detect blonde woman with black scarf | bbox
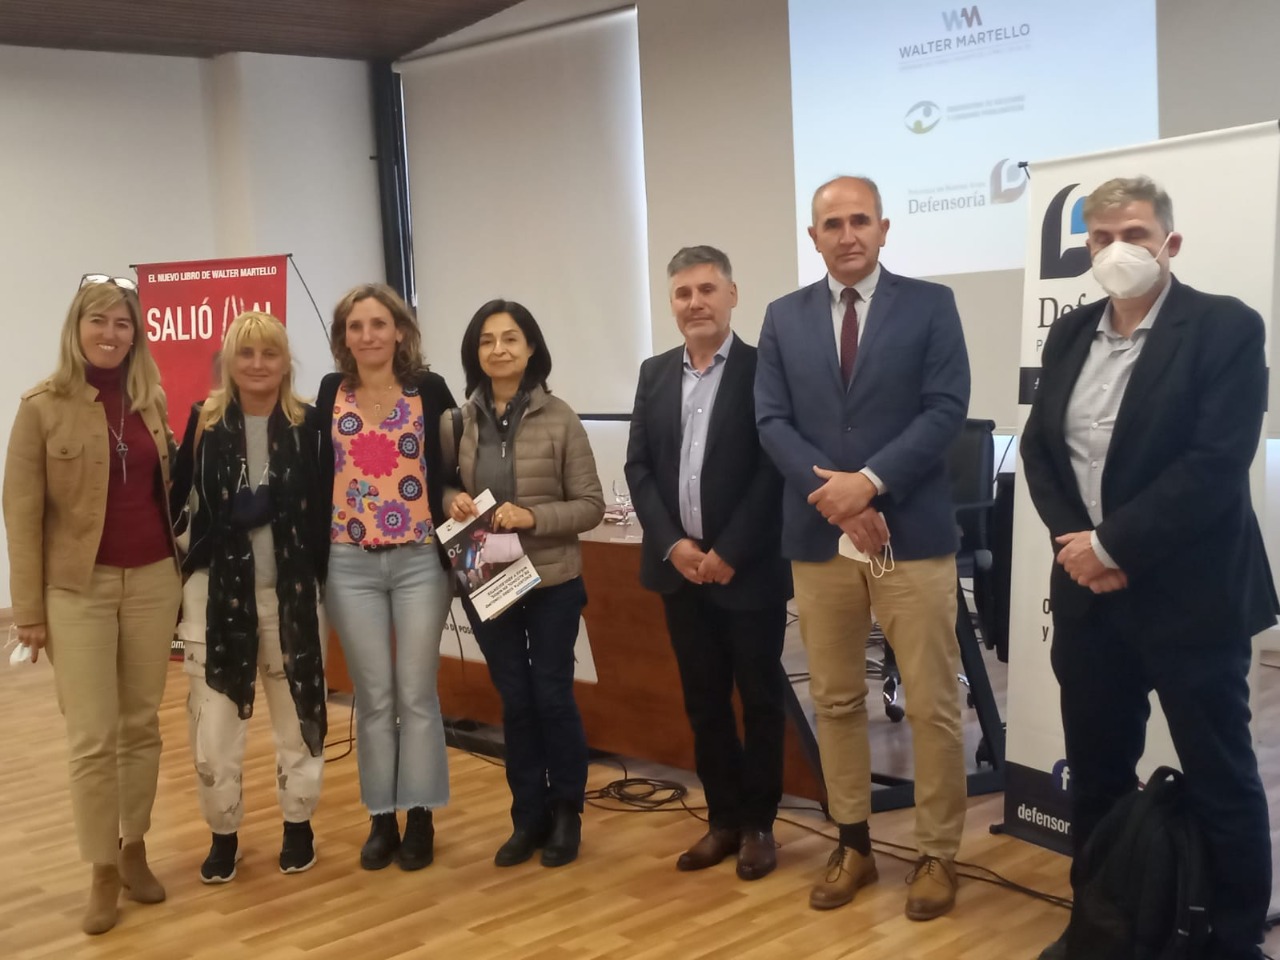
[3,275,181,934]
[169,311,328,885]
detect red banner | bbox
[136,255,288,434]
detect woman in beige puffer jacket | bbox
[441,298,604,871]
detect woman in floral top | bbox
[313,283,456,872]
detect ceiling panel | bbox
[0,0,528,60]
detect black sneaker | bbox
[360,812,400,870]
[397,807,434,871]
[279,820,316,874]
[200,832,239,884]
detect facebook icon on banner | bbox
[1051,759,1072,793]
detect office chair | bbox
[872,420,1000,750]
[949,418,998,642]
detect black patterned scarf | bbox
[203,404,327,756]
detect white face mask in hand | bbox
[1090,233,1172,300]
[838,533,895,579]
[5,624,32,666]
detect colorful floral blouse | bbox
[330,383,436,546]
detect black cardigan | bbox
[311,369,457,573]
[169,401,328,583]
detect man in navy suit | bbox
[626,246,791,881]
[755,176,971,920]
[1021,176,1276,960]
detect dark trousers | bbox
[661,583,788,831]
[469,577,589,830]
[1051,597,1270,959]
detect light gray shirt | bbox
[245,414,276,589]
[677,334,733,542]
[1064,281,1172,568]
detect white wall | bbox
[0,47,219,611]
[636,0,797,354]
[202,53,384,396]
[0,46,384,609]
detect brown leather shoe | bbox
[809,844,878,910]
[677,827,740,871]
[904,855,958,921]
[736,830,777,881]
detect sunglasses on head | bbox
[79,274,138,292]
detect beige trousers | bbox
[45,559,182,864]
[792,553,966,859]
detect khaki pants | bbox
[45,559,182,864]
[180,571,324,833]
[792,553,966,859]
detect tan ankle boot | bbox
[83,864,120,935]
[118,839,166,904]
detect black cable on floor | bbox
[585,758,1073,911]
[387,699,1076,914]
[323,694,355,762]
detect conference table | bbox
[325,522,827,803]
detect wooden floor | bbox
[3,657,1280,960]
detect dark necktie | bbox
[840,287,861,387]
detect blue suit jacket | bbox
[754,268,970,562]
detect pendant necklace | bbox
[370,381,397,418]
[106,401,129,484]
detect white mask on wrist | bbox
[1090,233,1172,300]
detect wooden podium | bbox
[325,524,825,803]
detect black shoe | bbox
[494,816,554,867]
[540,801,581,868]
[200,832,239,884]
[360,812,400,870]
[279,820,316,874]
[1037,932,1067,960]
[397,807,434,871]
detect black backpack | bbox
[1066,766,1211,960]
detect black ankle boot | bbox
[494,814,553,867]
[540,801,581,868]
[360,812,400,870]
[398,807,434,871]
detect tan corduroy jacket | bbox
[3,379,176,626]
[441,387,604,588]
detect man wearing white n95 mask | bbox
[1021,176,1277,960]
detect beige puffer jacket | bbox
[440,387,604,587]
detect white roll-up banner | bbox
[1005,121,1280,852]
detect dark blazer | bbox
[625,333,791,610]
[1020,277,1278,642]
[311,369,457,574]
[755,269,970,562]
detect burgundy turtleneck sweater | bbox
[84,364,173,568]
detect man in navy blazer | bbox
[626,246,791,881]
[755,176,970,920]
[1021,176,1276,960]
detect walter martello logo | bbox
[942,5,982,30]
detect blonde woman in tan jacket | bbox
[3,276,181,935]
[442,299,604,870]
